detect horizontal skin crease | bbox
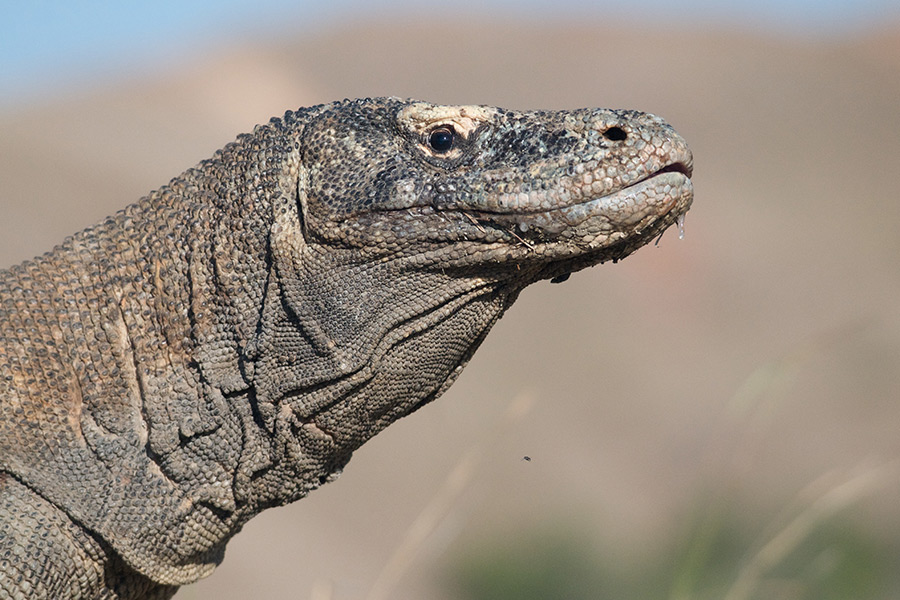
[0,97,692,599]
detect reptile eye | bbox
[428,127,455,153]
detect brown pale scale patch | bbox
[398,103,498,158]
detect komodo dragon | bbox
[0,98,693,599]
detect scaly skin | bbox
[0,98,692,599]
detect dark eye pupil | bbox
[603,126,627,141]
[429,127,454,153]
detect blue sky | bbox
[2,0,898,106]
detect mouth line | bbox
[658,162,691,177]
[480,161,692,242]
[456,160,694,221]
[345,160,693,236]
[654,161,692,178]
[626,161,693,188]
[465,162,691,225]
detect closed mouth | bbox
[657,162,692,177]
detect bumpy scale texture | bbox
[0,98,693,599]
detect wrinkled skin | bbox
[0,98,692,599]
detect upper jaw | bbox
[461,141,694,239]
[452,132,694,213]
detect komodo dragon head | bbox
[255,98,693,452]
[299,99,692,275]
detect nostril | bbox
[603,126,627,141]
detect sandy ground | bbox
[2,18,900,599]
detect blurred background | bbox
[3,1,900,598]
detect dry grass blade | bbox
[723,459,900,600]
[361,392,534,600]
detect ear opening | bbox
[268,164,337,358]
